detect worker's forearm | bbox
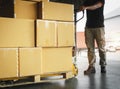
[85,2,103,10]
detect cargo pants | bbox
[85,27,106,67]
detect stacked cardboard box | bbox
[37,1,74,21]
[41,47,73,74]
[0,0,74,79]
[0,0,38,78]
[19,48,41,76]
[15,0,37,19]
[36,20,75,47]
[57,21,75,47]
[36,1,74,74]
[0,48,18,79]
[36,20,57,47]
[0,0,74,20]
[0,17,35,47]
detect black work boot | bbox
[101,66,106,73]
[84,66,96,75]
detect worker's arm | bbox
[80,1,103,11]
[85,1,103,10]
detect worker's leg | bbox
[95,27,106,73]
[84,28,96,74]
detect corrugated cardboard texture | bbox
[41,47,73,74]
[57,22,75,47]
[0,48,18,79]
[0,17,35,47]
[36,20,57,47]
[37,1,74,21]
[15,0,37,19]
[19,48,41,77]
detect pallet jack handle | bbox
[72,9,84,76]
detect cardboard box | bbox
[36,20,57,47]
[19,48,41,77]
[36,20,75,47]
[41,47,73,74]
[15,0,37,19]
[0,48,18,79]
[0,17,35,47]
[37,1,74,21]
[57,22,75,47]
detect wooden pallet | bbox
[0,71,74,88]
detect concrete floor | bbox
[5,50,120,89]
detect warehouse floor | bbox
[5,50,120,89]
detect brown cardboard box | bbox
[15,0,37,19]
[57,22,75,47]
[0,48,18,79]
[41,47,73,74]
[37,1,74,21]
[36,20,57,47]
[0,17,35,47]
[19,48,41,77]
[36,20,75,47]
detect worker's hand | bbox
[79,6,86,11]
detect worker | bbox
[80,0,107,75]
